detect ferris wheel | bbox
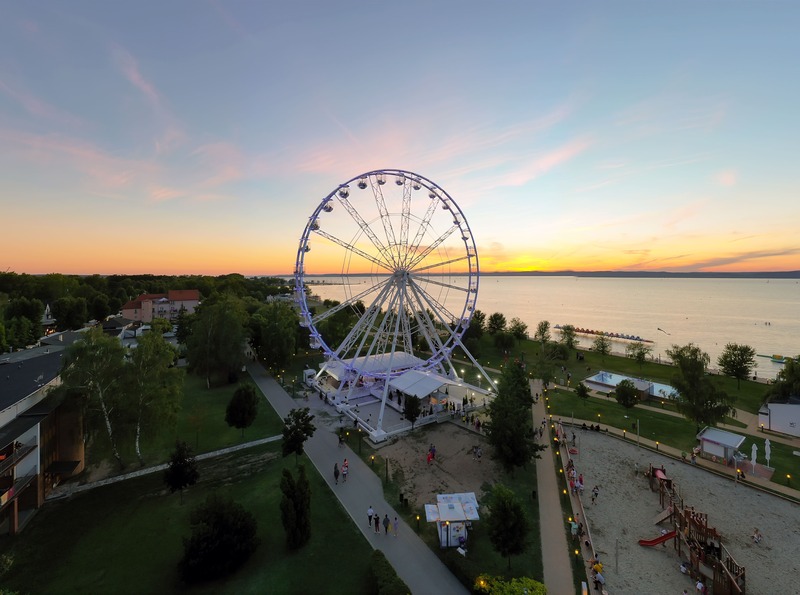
[294,169,483,388]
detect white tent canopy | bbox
[389,369,456,399]
[425,492,480,522]
[321,352,425,381]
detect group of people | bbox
[333,458,349,484]
[426,443,437,465]
[587,555,605,591]
[367,506,399,537]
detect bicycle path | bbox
[247,361,468,595]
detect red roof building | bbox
[121,290,200,323]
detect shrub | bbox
[367,549,410,595]
[178,494,260,584]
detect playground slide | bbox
[638,530,676,547]
[653,508,672,525]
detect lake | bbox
[300,275,799,379]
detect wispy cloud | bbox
[0,79,83,128]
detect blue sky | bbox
[2,1,799,274]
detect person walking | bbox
[591,485,599,505]
[342,459,349,482]
[374,514,381,534]
[383,514,390,535]
[368,505,374,527]
[333,463,340,485]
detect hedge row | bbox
[367,549,410,595]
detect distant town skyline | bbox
[2,3,799,276]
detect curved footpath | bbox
[246,361,468,595]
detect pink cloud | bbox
[500,137,592,187]
[113,46,161,108]
[0,79,83,128]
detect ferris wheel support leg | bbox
[452,336,494,388]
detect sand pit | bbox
[376,421,499,507]
[568,430,799,594]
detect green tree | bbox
[150,316,172,335]
[0,321,7,353]
[487,312,507,335]
[485,484,529,570]
[494,331,516,353]
[575,382,590,404]
[89,293,111,321]
[592,334,611,359]
[128,331,183,464]
[626,341,653,368]
[6,316,35,349]
[484,361,545,475]
[559,324,578,350]
[175,307,194,345]
[474,574,546,595]
[60,327,128,468]
[186,295,247,388]
[762,356,800,404]
[403,395,422,429]
[51,296,88,331]
[225,384,260,438]
[614,379,640,409]
[463,309,486,340]
[717,343,757,389]
[667,343,736,432]
[279,465,312,550]
[281,407,316,465]
[163,440,199,504]
[533,320,550,346]
[250,302,297,369]
[507,317,528,341]
[178,494,259,583]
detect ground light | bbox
[416,514,420,531]
[656,441,660,451]
[370,455,375,466]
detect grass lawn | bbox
[86,373,285,470]
[0,443,372,595]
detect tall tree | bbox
[493,331,516,353]
[487,312,507,335]
[717,343,757,389]
[592,334,611,359]
[762,357,800,404]
[667,343,736,432]
[575,382,590,404]
[51,296,88,331]
[250,302,297,369]
[484,360,545,475]
[626,341,652,369]
[281,408,316,465]
[463,309,486,340]
[403,395,422,429]
[225,384,260,438]
[533,320,550,346]
[128,331,184,464]
[485,484,529,570]
[559,324,578,350]
[186,295,247,388]
[614,379,640,409]
[60,327,128,468]
[507,317,528,341]
[6,316,36,349]
[164,440,199,504]
[280,465,312,550]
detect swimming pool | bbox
[586,371,678,400]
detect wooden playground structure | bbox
[643,464,746,594]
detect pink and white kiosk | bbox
[424,492,480,550]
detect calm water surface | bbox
[303,276,799,379]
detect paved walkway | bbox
[247,361,468,595]
[531,379,578,595]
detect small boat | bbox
[771,354,789,364]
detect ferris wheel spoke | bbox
[399,180,412,259]
[408,277,459,331]
[336,195,396,267]
[404,196,439,269]
[311,278,389,325]
[407,224,459,270]
[332,280,396,358]
[412,254,472,274]
[410,274,469,294]
[370,178,400,266]
[406,285,451,358]
[314,229,393,272]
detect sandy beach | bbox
[376,420,798,594]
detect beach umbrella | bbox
[751,443,757,474]
[764,439,771,467]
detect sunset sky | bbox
[2,2,799,276]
